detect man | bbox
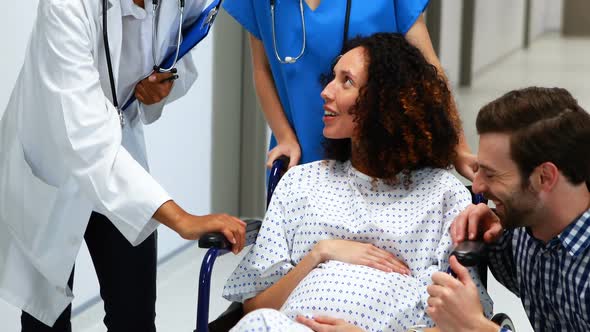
[0,0,245,331]
[426,87,590,331]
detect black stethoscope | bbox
[270,0,352,64]
[102,0,185,128]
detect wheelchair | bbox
[193,159,516,332]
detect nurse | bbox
[0,0,245,331]
[223,0,477,180]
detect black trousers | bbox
[21,212,158,332]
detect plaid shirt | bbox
[488,208,590,332]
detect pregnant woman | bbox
[223,33,492,332]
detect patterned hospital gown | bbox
[223,161,493,331]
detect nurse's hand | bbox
[313,240,411,275]
[134,72,177,105]
[267,139,301,169]
[454,150,477,181]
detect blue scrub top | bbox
[224,0,430,164]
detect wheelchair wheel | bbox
[491,313,516,331]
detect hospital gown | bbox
[223,160,493,331]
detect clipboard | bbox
[122,0,223,111]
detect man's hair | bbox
[476,87,590,186]
[323,33,460,185]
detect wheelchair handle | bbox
[447,240,488,277]
[451,240,487,267]
[267,156,289,208]
[198,219,262,249]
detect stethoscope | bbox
[102,0,185,128]
[270,0,352,64]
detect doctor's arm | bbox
[135,0,206,123]
[135,53,199,124]
[404,15,476,181]
[38,2,245,251]
[153,200,246,254]
[249,34,300,169]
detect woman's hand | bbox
[266,139,301,169]
[454,150,477,181]
[313,240,410,275]
[296,315,365,332]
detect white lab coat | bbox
[0,0,204,326]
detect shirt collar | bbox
[558,208,590,257]
[120,0,148,19]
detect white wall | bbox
[0,1,216,329]
[0,1,40,328]
[439,0,464,86]
[530,0,564,41]
[545,0,564,32]
[472,0,527,74]
[438,0,563,85]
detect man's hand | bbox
[313,240,410,275]
[426,256,498,332]
[450,203,504,244]
[296,315,364,332]
[134,71,178,105]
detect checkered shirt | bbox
[488,208,590,331]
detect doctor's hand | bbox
[134,72,177,105]
[182,214,247,254]
[426,256,498,332]
[312,240,410,275]
[153,201,247,254]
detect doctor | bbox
[0,0,245,331]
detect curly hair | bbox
[323,33,461,185]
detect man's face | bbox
[473,133,541,229]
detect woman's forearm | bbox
[248,34,297,144]
[243,250,322,313]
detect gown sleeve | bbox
[393,0,430,34]
[222,171,296,303]
[222,0,262,40]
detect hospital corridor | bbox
[1,0,590,331]
[71,33,590,332]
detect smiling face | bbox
[473,133,542,229]
[320,47,369,140]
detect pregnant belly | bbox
[280,261,427,332]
